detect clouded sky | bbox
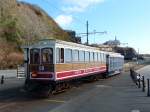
[18,0,150,54]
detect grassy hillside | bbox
[0,0,71,69]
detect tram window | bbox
[73,50,79,62]
[85,51,90,62]
[65,49,72,63]
[99,53,101,63]
[103,54,106,64]
[90,52,94,62]
[99,53,102,64]
[79,51,85,62]
[98,53,100,62]
[97,53,99,62]
[103,53,105,64]
[56,48,60,63]
[56,48,64,63]
[101,53,104,64]
[94,52,98,62]
[93,52,95,61]
[30,49,40,64]
[41,48,53,64]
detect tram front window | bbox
[41,48,53,64]
[30,49,40,64]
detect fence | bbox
[130,68,149,96]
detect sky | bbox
[18,0,150,54]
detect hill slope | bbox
[0,0,71,68]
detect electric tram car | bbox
[22,39,124,94]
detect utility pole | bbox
[77,21,106,45]
[86,21,89,45]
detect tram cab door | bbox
[29,48,54,79]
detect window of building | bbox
[65,49,72,63]
[30,49,40,64]
[41,48,53,64]
[56,48,64,63]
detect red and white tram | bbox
[22,39,124,94]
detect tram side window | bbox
[56,48,64,63]
[101,53,104,64]
[85,51,90,62]
[99,53,102,64]
[98,53,101,62]
[110,57,113,69]
[103,54,106,64]
[97,52,99,62]
[103,53,105,64]
[90,52,93,62]
[73,50,79,62]
[30,49,40,64]
[65,49,72,63]
[94,52,98,62]
[42,48,53,64]
[79,51,85,62]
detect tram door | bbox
[29,48,54,79]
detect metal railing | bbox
[17,65,25,78]
[130,68,149,96]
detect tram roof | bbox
[22,39,124,57]
[22,39,102,51]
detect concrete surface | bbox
[0,78,25,91]
[137,65,150,79]
[0,66,150,112]
[50,72,150,112]
[0,70,17,78]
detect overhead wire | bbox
[41,0,107,44]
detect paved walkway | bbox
[50,71,150,112]
[137,65,150,79]
[0,78,25,91]
[0,66,150,112]
[0,70,17,78]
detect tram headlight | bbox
[32,73,37,77]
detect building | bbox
[98,45,113,52]
[103,37,120,47]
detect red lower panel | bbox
[31,72,54,78]
[56,66,106,80]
